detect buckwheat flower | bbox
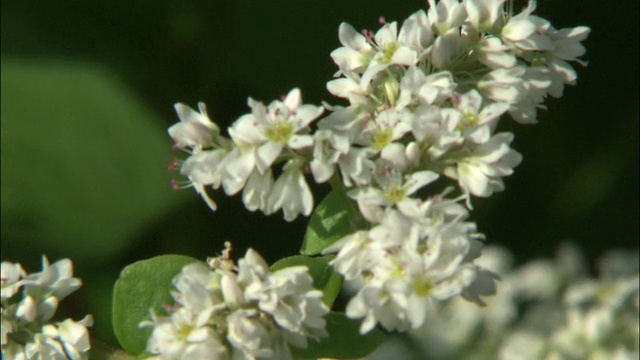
[452,89,509,132]
[179,148,230,211]
[16,295,38,322]
[29,317,93,360]
[427,0,466,35]
[500,1,538,44]
[330,23,375,75]
[144,307,226,360]
[169,102,220,149]
[507,66,552,124]
[2,257,92,360]
[323,230,387,281]
[398,10,434,59]
[477,66,528,105]
[358,15,430,88]
[397,67,457,110]
[226,309,285,359]
[430,27,466,70]
[335,147,377,187]
[1,261,26,299]
[145,246,330,358]
[264,162,313,221]
[446,131,522,197]
[219,146,258,196]
[1,341,27,360]
[229,88,323,174]
[349,169,439,222]
[310,129,350,184]
[238,249,329,346]
[23,257,82,302]
[326,70,372,106]
[465,0,506,33]
[171,263,225,314]
[360,108,412,154]
[499,331,547,360]
[527,25,591,98]
[475,36,517,69]
[344,236,477,334]
[242,167,274,212]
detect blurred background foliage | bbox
[2,0,638,347]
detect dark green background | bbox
[2,0,638,346]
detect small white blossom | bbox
[1,257,91,360]
[265,163,313,221]
[446,131,522,197]
[229,88,322,173]
[143,246,329,360]
[169,102,220,149]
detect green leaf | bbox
[270,255,343,307]
[301,189,365,256]
[112,254,200,356]
[292,312,386,359]
[0,59,188,264]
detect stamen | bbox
[171,179,181,191]
[378,16,386,25]
[168,157,180,172]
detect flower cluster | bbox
[167,0,589,338]
[324,193,496,334]
[382,244,639,360]
[140,243,329,359]
[1,257,92,360]
[169,89,323,221]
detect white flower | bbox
[145,246,329,359]
[16,295,38,322]
[23,257,82,302]
[452,89,509,132]
[330,23,375,75]
[477,66,528,104]
[220,146,257,196]
[465,0,506,33]
[360,108,412,153]
[229,88,322,173]
[171,263,225,314]
[349,169,439,222]
[327,204,483,334]
[324,230,387,281]
[242,168,274,212]
[145,308,226,360]
[310,129,350,184]
[265,162,313,221]
[396,67,456,109]
[226,309,280,360]
[447,131,522,197]
[238,249,329,346]
[1,257,91,360]
[427,0,467,35]
[178,149,230,211]
[475,36,517,69]
[527,25,591,98]
[32,317,93,360]
[1,261,26,299]
[169,102,220,149]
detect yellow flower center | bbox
[266,120,294,143]
[412,277,433,297]
[381,42,398,64]
[384,184,406,203]
[372,128,392,151]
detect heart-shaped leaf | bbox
[112,254,200,355]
